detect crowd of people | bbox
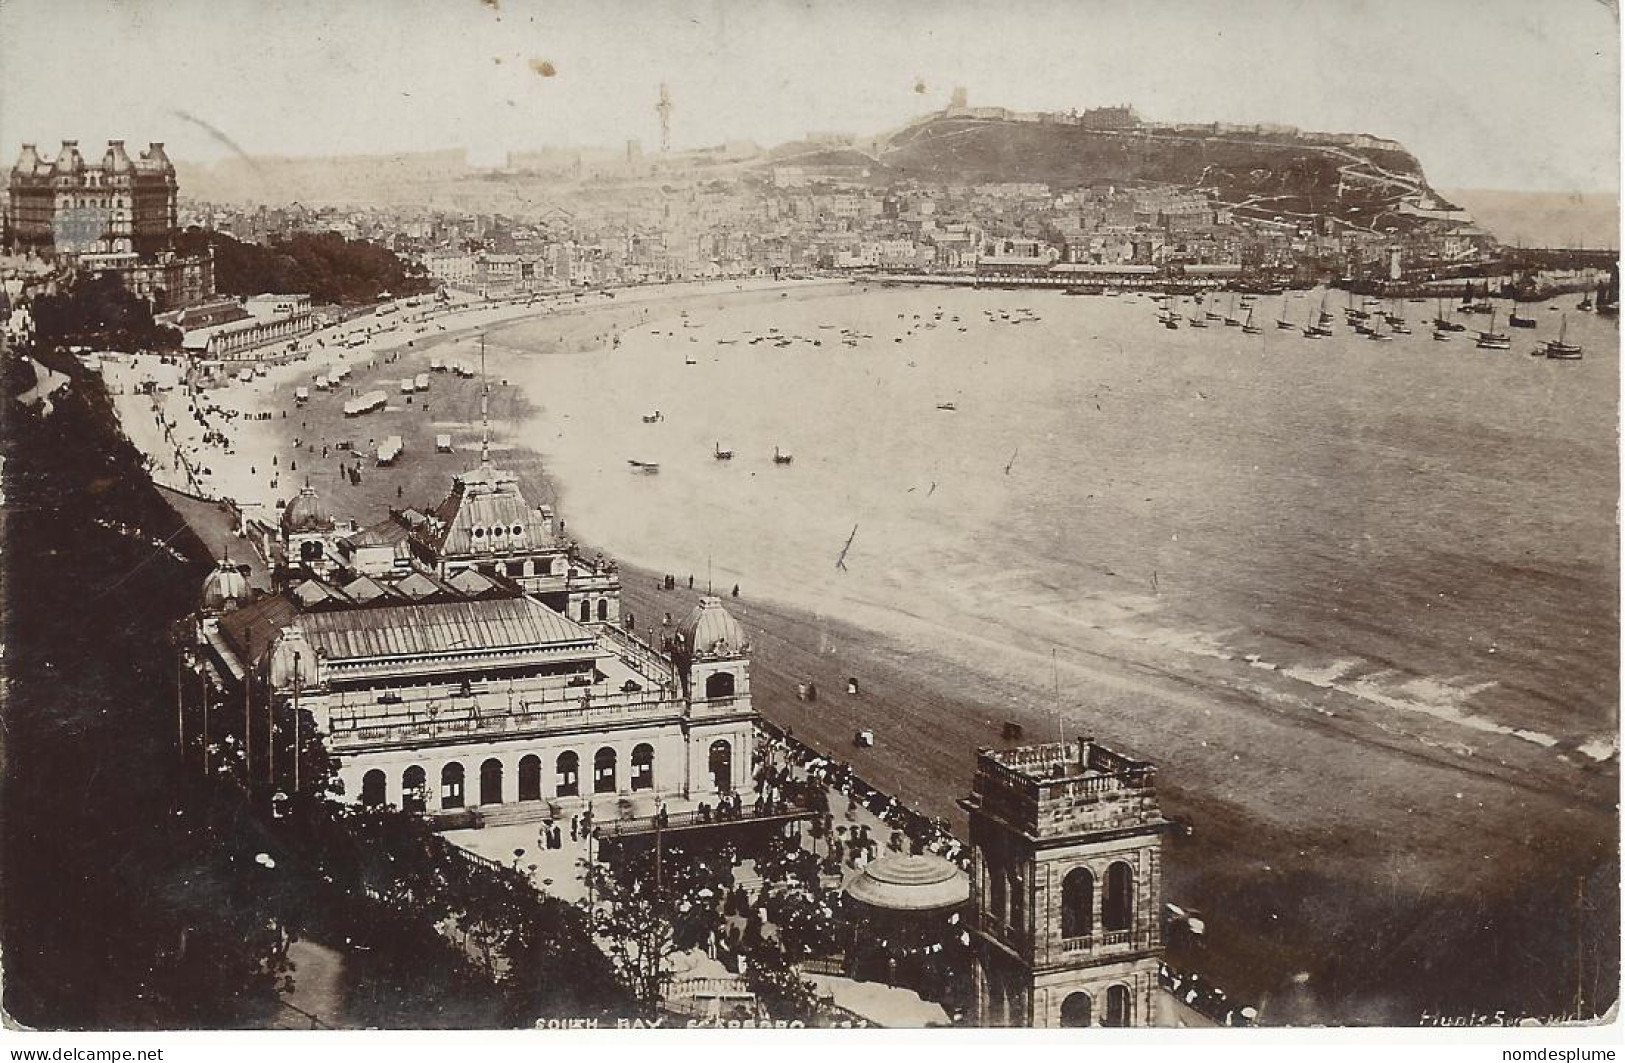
[754,721,969,873]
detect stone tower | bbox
[960,737,1170,1027]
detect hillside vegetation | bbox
[878,116,1437,221]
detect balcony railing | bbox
[595,797,815,840]
[326,688,684,748]
[596,624,678,686]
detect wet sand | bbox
[125,280,1619,1025]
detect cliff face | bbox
[875,115,1438,222]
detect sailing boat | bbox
[1598,273,1619,317]
[1344,291,1369,322]
[1366,315,1393,342]
[1276,296,1296,330]
[1544,315,1583,359]
[1303,295,1333,338]
[1242,306,1262,334]
[1433,299,1466,332]
[1224,294,1243,327]
[1476,309,1511,349]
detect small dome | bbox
[844,853,969,912]
[282,483,332,534]
[677,596,748,659]
[200,558,250,613]
[267,626,320,691]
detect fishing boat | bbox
[1366,318,1393,342]
[936,402,958,411]
[1276,296,1296,330]
[685,354,698,365]
[714,442,734,460]
[642,411,664,424]
[1432,328,1452,342]
[1597,274,1619,317]
[773,446,794,465]
[1224,295,1243,327]
[1544,315,1583,359]
[627,459,660,473]
[1508,307,1538,328]
[1188,309,1208,327]
[1475,310,1511,349]
[1303,295,1333,338]
[1241,307,1262,335]
[1433,300,1466,332]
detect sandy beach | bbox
[114,277,1618,1024]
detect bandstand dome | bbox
[844,853,969,912]
[200,558,250,612]
[676,596,749,659]
[282,483,332,534]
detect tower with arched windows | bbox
[672,597,755,796]
[960,737,1170,1028]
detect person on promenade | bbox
[570,814,579,842]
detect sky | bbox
[0,0,1618,193]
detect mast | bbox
[479,333,491,469]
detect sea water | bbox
[498,285,1618,765]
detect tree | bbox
[739,939,820,1023]
[581,853,681,1018]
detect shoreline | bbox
[110,277,1618,1024]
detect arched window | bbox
[1104,861,1134,931]
[479,758,504,805]
[631,743,654,791]
[1060,991,1093,1028]
[593,746,617,793]
[441,762,465,809]
[556,751,579,797]
[708,739,732,792]
[579,599,592,622]
[518,754,542,801]
[596,599,609,621]
[402,765,426,813]
[704,670,736,700]
[1062,867,1095,939]
[361,769,387,808]
[1008,864,1026,935]
[1104,984,1131,1027]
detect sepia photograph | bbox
[0,0,1619,1050]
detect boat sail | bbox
[1475,310,1511,349]
[1543,315,1583,359]
[1276,296,1295,330]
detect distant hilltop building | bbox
[1080,105,1141,131]
[5,139,213,311]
